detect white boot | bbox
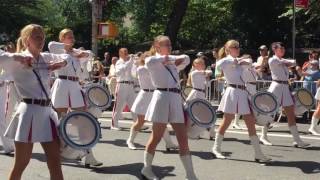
[141,151,159,180]
[250,135,271,163]
[211,133,226,159]
[84,149,103,167]
[260,125,273,146]
[209,127,216,140]
[127,127,138,150]
[289,125,310,148]
[232,114,243,130]
[308,117,320,136]
[180,155,198,180]
[162,129,179,151]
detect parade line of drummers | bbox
[0,23,320,180]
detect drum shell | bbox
[253,110,275,126]
[292,89,314,116]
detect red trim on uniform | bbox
[183,109,188,125]
[248,99,253,114]
[50,118,58,140]
[281,91,284,106]
[80,90,87,109]
[111,83,119,126]
[28,116,33,142]
[4,84,10,118]
[236,99,239,113]
[68,91,72,108]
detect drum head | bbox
[59,111,101,150]
[252,92,279,115]
[86,84,112,109]
[185,99,216,128]
[182,86,193,99]
[296,88,315,107]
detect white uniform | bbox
[241,64,258,95]
[268,55,294,107]
[111,57,137,127]
[1,51,70,142]
[217,55,251,115]
[131,66,155,115]
[0,68,15,151]
[186,70,211,101]
[48,41,92,108]
[145,54,190,123]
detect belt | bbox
[193,88,205,93]
[273,80,288,84]
[157,88,181,94]
[58,75,79,82]
[143,89,154,92]
[22,98,51,107]
[228,84,246,90]
[118,81,134,84]
[247,82,256,85]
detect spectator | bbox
[302,50,319,72]
[255,45,271,80]
[102,52,111,75]
[303,60,320,95]
[92,57,105,83]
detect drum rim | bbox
[59,111,101,150]
[86,84,112,109]
[252,91,279,115]
[186,98,216,128]
[294,88,315,107]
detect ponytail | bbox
[218,46,226,60]
[16,37,25,53]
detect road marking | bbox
[98,118,320,141]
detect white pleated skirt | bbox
[131,90,153,115]
[51,79,85,108]
[315,87,320,100]
[145,90,185,123]
[268,82,293,107]
[186,89,205,102]
[218,87,252,115]
[4,102,59,143]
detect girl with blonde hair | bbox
[212,40,271,163]
[1,24,69,180]
[141,35,198,180]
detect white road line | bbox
[99,119,320,141]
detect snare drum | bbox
[251,91,279,126]
[83,83,112,117]
[184,99,216,139]
[292,88,315,116]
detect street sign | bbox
[295,0,309,9]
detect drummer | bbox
[211,40,271,163]
[265,42,310,147]
[48,28,102,167]
[141,35,198,180]
[2,24,68,180]
[310,80,320,136]
[127,51,178,151]
[185,58,214,139]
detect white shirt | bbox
[269,55,296,81]
[115,57,134,82]
[241,65,257,83]
[48,41,92,78]
[0,51,70,99]
[216,55,245,85]
[137,66,155,89]
[190,70,211,90]
[145,54,190,89]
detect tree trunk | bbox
[164,0,189,47]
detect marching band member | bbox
[49,28,102,167]
[141,35,198,180]
[211,40,271,163]
[127,52,178,151]
[310,82,320,135]
[185,58,215,139]
[264,42,310,147]
[2,24,69,180]
[238,55,273,145]
[111,48,137,130]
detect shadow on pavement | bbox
[266,160,320,174]
[190,150,232,160]
[223,138,251,145]
[99,139,145,149]
[91,163,175,179]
